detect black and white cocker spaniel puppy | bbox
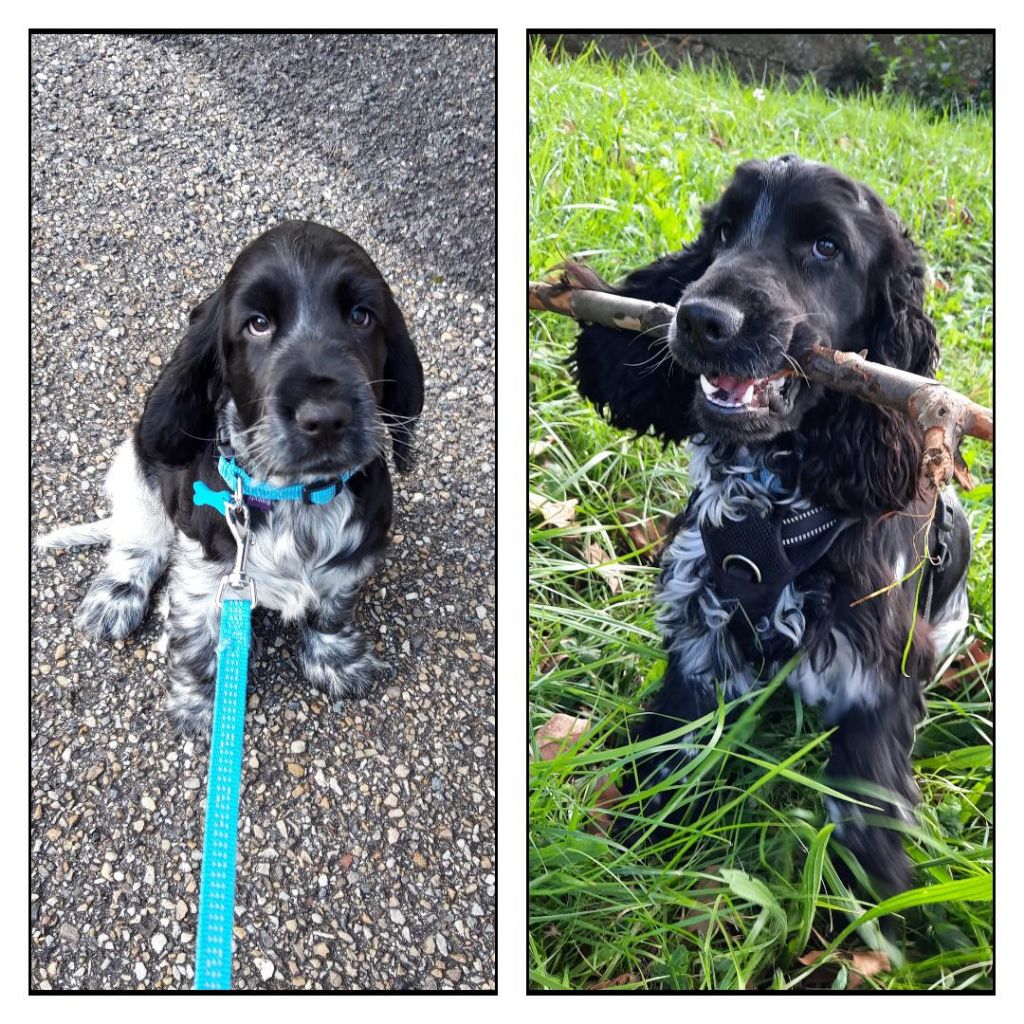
[571,156,971,892]
[38,221,423,737]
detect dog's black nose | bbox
[676,298,744,353]
[294,396,353,437]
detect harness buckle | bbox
[302,479,336,505]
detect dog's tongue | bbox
[709,374,756,401]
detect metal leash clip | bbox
[216,475,257,608]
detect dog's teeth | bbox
[701,374,756,408]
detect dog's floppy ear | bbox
[798,224,938,516]
[569,232,714,444]
[870,222,939,380]
[380,293,424,473]
[136,287,225,466]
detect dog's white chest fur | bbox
[242,493,372,621]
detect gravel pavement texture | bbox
[30,32,495,992]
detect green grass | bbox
[529,47,993,992]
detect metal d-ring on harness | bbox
[922,488,956,624]
[701,497,847,621]
[194,474,257,991]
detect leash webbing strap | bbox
[194,593,252,990]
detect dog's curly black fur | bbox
[570,156,971,892]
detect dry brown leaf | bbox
[848,950,891,988]
[533,716,626,833]
[583,540,625,594]
[534,715,631,833]
[529,434,557,458]
[534,713,589,761]
[940,638,991,690]
[615,508,665,561]
[797,950,826,966]
[795,950,832,988]
[935,196,975,226]
[588,972,639,991]
[529,492,578,530]
[678,865,727,938]
[796,949,891,989]
[589,774,623,834]
[537,651,568,675]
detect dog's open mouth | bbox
[699,372,794,414]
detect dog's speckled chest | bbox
[244,493,372,621]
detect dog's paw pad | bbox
[77,577,148,640]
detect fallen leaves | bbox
[587,972,640,991]
[529,434,558,458]
[934,195,976,226]
[534,713,589,760]
[939,638,991,691]
[582,539,625,594]
[529,492,578,530]
[532,713,622,833]
[536,649,568,676]
[796,949,891,990]
[677,867,727,939]
[615,507,666,563]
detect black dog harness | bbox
[700,500,845,620]
[921,488,959,621]
[700,489,959,624]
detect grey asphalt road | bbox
[30,32,495,992]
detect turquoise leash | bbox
[190,451,356,989]
[194,476,256,990]
[194,594,252,989]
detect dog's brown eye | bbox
[812,238,840,261]
[350,306,373,328]
[246,314,273,337]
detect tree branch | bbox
[529,275,992,492]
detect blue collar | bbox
[193,456,357,516]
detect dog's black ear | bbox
[569,233,714,443]
[136,287,225,466]
[798,226,938,516]
[380,294,424,473]
[870,224,939,380]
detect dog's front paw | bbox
[825,797,916,894]
[77,576,148,641]
[164,686,214,739]
[298,627,383,700]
